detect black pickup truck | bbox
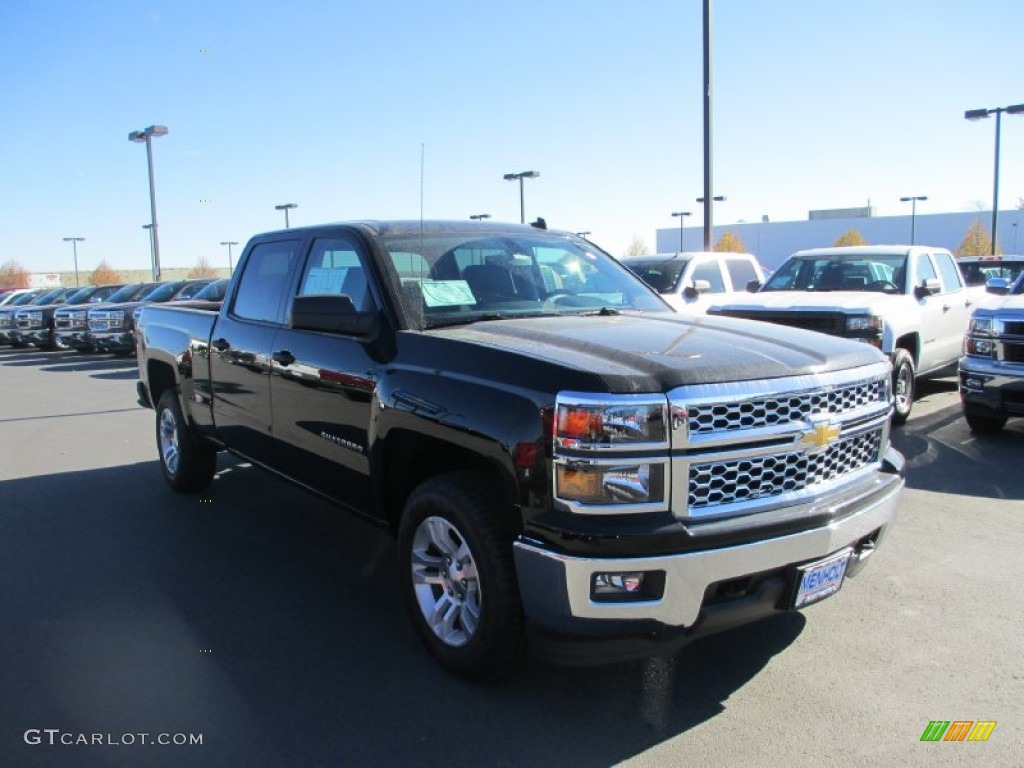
[137,220,904,678]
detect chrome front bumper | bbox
[514,477,902,631]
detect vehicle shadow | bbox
[891,399,1023,499]
[0,459,806,768]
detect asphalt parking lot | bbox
[1,347,1021,767]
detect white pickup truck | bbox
[708,245,973,423]
[619,251,765,314]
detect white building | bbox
[655,208,1024,272]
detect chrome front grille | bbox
[88,310,124,331]
[16,310,43,329]
[688,428,883,509]
[686,378,887,435]
[669,361,893,520]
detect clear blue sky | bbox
[2,0,1023,274]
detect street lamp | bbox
[275,203,298,228]
[671,211,692,251]
[128,125,169,281]
[469,214,491,221]
[220,241,239,274]
[965,103,1024,255]
[63,237,84,287]
[899,196,928,245]
[502,171,540,223]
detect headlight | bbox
[845,314,882,333]
[968,316,993,335]
[554,396,667,450]
[555,461,665,505]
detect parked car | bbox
[90,279,215,355]
[137,220,903,679]
[53,283,156,353]
[0,288,71,347]
[16,283,124,350]
[959,273,1024,432]
[709,245,973,423]
[619,251,765,313]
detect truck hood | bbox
[430,312,884,392]
[972,293,1024,316]
[709,291,903,315]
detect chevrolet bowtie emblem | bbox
[802,423,841,451]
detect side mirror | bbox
[683,279,712,299]
[291,294,379,339]
[746,279,763,293]
[913,278,942,298]
[985,277,1011,295]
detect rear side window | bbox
[932,252,963,292]
[232,240,301,323]
[725,258,759,290]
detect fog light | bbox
[594,572,644,595]
[965,377,985,390]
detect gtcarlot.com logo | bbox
[24,729,203,747]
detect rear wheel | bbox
[891,349,915,425]
[397,472,525,680]
[156,390,217,492]
[964,410,1007,434]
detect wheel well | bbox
[378,429,515,533]
[894,333,919,365]
[146,360,177,409]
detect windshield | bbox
[138,282,183,302]
[64,287,101,304]
[171,280,212,300]
[105,283,144,302]
[7,291,41,307]
[620,257,692,294]
[381,232,668,329]
[192,279,227,301]
[763,254,908,294]
[32,288,66,305]
[959,259,1024,287]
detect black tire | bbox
[397,472,526,680]
[155,389,217,492]
[891,349,915,425]
[964,410,1007,434]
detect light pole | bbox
[469,213,491,221]
[128,125,169,281]
[965,103,1024,255]
[502,171,540,223]
[63,237,84,286]
[275,203,298,228]
[899,195,927,245]
[696,197,725,250]
[671,211,692,251]
[220,241,238,273]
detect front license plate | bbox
[793,548,852,609]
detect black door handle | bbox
[272,350,295,366]
[212,337,230,351]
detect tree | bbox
[0,260,30,290]
[89,260,121,285]
[625,235,649,257]
[713,230,748,253]
[955,219,1001,257]
[833,229,866,247]
[187,256,218,278]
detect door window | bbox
[298,237,375,312]
[232,240,301,323]
[932,252,964,293]
[913,253,939,290]
[690,260,726,292]
[725,259,759,290]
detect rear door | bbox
[930,250,971,367]
[210,236,304,464]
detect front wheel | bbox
[156,390,217,492]
[397,472,525,680]
[964,410,1007,434]
[891,349,915,425]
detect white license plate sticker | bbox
[793,549,852,609]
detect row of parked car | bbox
[622,247,1024,428]
[0,277,228,356]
